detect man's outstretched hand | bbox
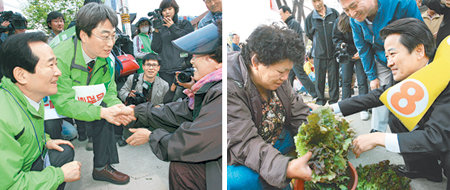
[101,104,136,126]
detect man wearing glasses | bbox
[118,53,169,108]
[50,3,135,185]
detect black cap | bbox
[172,23,219,54]
[136,17,151,27]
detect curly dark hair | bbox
[241,24,304,68]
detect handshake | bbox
[100,104,136,126]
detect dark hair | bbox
[380,18,435,59]
[84,0,102,5]
[241,24,304,67]
[143,53,161,62]
[0,32,48,83]
[279,5,292,13]
[337,12,351,33]
[210,20,222,63]
[76,3,118,40]
[46,11,65,30]
[159,0,179,15]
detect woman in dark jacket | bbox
[151,0,194,86]
[227,25,312,189]
[126,22,222,190]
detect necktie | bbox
[87,60,95,73]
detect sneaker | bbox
[360,111,370,121]
[86,137,93,151]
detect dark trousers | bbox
[288,61,317,98]
[31,144,74,190]
[45,119,63,139]
[314,58,339,105]
[76,119,119,167]
[341,59,368,99]
[169,162,206,190]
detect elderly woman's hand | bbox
[307,103,320,111]
[286,152,313,181]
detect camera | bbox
[176,68,195,83]
[0,11,27,34]
[335,43,350,63]
[0,11,14,33]
[148,9,163,29]
[126,92,147,105]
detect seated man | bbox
[125,22,222,190]
[329,18,450,187]
[0,32,81,189]
[118,53,169,106]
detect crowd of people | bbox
[0,0,222,189]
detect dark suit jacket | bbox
[338,82,450,155]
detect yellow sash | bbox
[379,36,450,131]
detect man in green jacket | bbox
[0,32,81,189]
[50,3,134,184]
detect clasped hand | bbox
[101,104,136,126]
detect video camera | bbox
[176,68,195,83]
[0,11,14,33]
[335,43,350,64]
[147,9,163,30]
[0,11,27,34]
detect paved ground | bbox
[65,140,169,190]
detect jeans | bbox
[371,62,393,132]
[341,59,368,99]
[227,130,294,190]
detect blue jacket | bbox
[350,0,422,81]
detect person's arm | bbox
[0,122,64,190]
[304,15,314,41]
[134,98,193,133]
[50,57,102,121]
[227,84,291,188]
[336,87,385,116]
[168,20,194,40]
[118,74,134,102]
[149,86,222,162]
[332,19,345,51]
[350,19,377,81]
[133,36,147,59]
[150,31,162,53]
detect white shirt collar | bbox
[81,43,96,65]
[24,95,41,111]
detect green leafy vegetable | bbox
[294,107,355,188]
[356,160,411,190]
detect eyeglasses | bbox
[92,32,118,42]
[144,64,159,68]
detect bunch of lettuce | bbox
[294,107,355,185]
[356,160,411,190]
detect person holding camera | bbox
[133,17,157,74]
[119,53,169,106]
[332,12,369,120]
[125,22,222,190]
[150,0,194,89]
